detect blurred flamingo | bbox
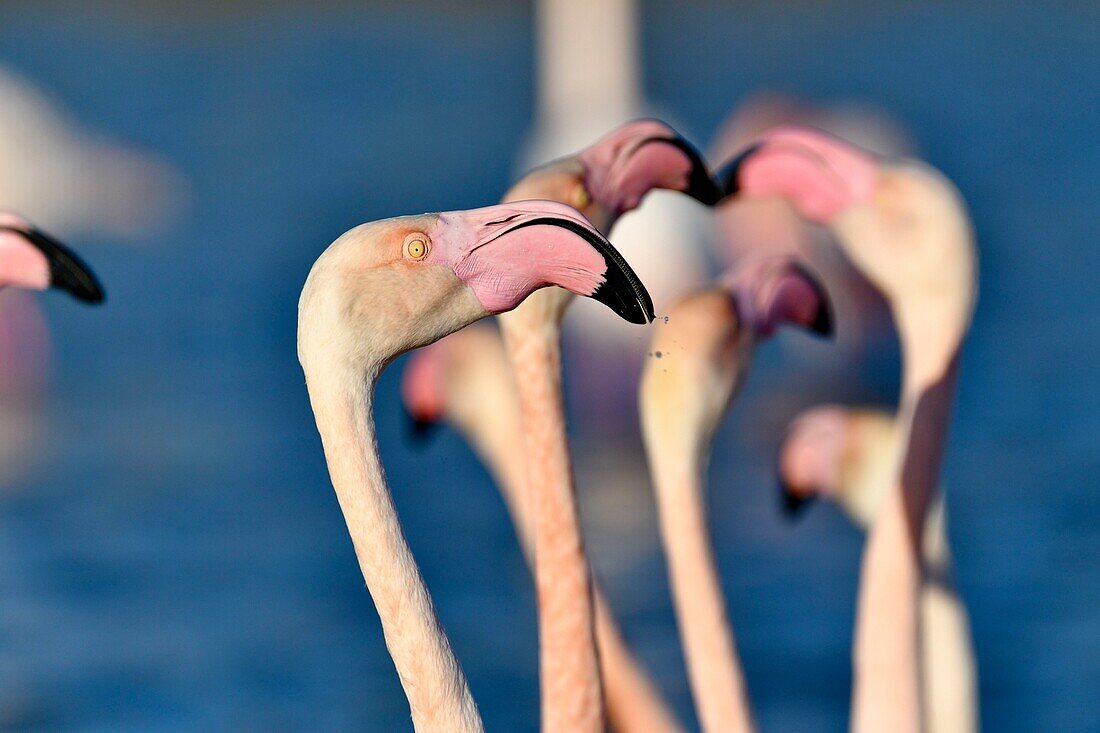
[298,201,656,732]
[639,255,832,733]
[779,405,978,733]
[710,93,915,375]
[498,119,718,733]
[526,3,714,542]
[0,213,103,479]
[719,127,978,732]
[0,65,182,484]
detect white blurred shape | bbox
[0,65,185,240]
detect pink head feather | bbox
[736,126,879,223]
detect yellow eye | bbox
[572,182,591,210]
[404,234,429,260]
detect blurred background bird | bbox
[0,65,183,490]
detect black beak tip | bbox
[811,303,833,338]
[642,134,722,207]
[592,280,654,325]
[779,479,816,521]
[505,215,654,325]
[20,228,106,305]
[714,143,763,203]
[687,175,723,208]
[405,409,439,444]
[68,279,105,305]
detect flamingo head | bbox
[715,125,880,223]
[509,119,720,232]
[298,200,654,371]
[720,255,833,339]
[718,127,976,377]
[777,405,851,519]
[640,255,831,454]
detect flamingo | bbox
[0,212,104,303]
[401,323,684,733]
[297,200,655,733]
[639,255,832,733]
[718,127,978,732]
[779,405,979,733]
[495,119,718,733]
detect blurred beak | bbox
[1,226,105,304]
[790,262,834,338]
[403,406,439,444]
[713,143,762,202]
[576,120,721,216]
[779,478,816,520]
[712,127,879,221]
[629,134,722,205]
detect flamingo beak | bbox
[791,262,834,338]
[712,127,879,221]
[576,120,721,217]
[403,406,440,444]
[499,216,655,324]
[556,216,654,324]
[714,143,762,203]
[450,204,655,325]
[629,135,723,206]
[0,225,105,304]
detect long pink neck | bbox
[500,315,604,733]
[647,434,756,733]
[851,352,959,733]
[306,369,483,733]
[469,370,684,733]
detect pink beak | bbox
[721,255,833,338]
[429,200,654,324]
[714,126,879,224]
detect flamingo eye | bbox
[404,234,429,261]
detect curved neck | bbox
[645,421,756,733]
[305,363,483,733]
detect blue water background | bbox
[0,2,1097,730]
